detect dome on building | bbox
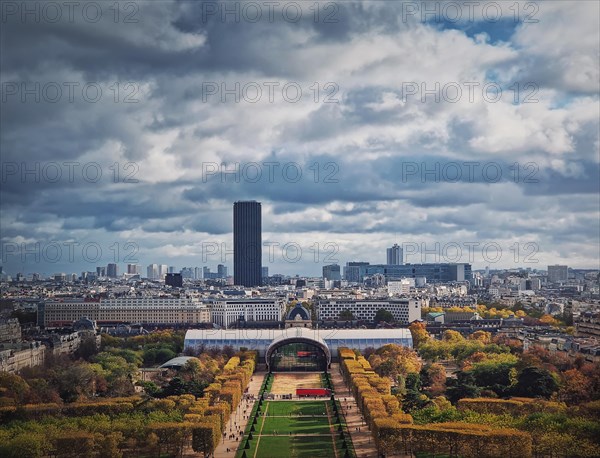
[286,303,311,321]
[73,316,97,331]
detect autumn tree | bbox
[558,369,593,405]
[493,335,523,354]
[369,344,422,380]
[23,378,61,404]
[539,314,559,326]
[442,330,464,343]
[52,362,97,402]
[468,330,492,344]
[0,373,30,405]
[422,363,447,396]
[409,322,430,349]
[192,425,219,457]
[54,432,95,457]
[97,432,124,458]
[418,340,452,362]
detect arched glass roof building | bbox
[184,328,413,371]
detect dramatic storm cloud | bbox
[1,0,598,276]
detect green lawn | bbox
[238,401,351,458]
[263,401,329,416]
[243,435,341,458]
[259,401,330,435]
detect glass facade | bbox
[358,263,472,283]
[269,342,328,372]
[184,337,412,354]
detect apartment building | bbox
[42,297,210,328]
[315,298,421,324]
[208,298,286,328]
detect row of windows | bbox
[47,307,207,313]
[49,300,200,305]
[46,313,208,320]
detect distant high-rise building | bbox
[323,264,341,281]
[217,264,228,278]
[262,266,269,279]
[96,266,106,277]
[127,264,139,275]
[147,264,159,280]
[194,267,202,280]
[158,264,168,279]
[107,263,118,278]
[180,267,194,279]
[234,201,262,287]
[168,266,176,274]
[387,244,403,265]
[344,262,370,283]
[548,265,568,284]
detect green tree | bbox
[98,432,124,458]
[402,373,429,412]
[339,309,354,320]
[446,372,481,403]
[0,433,49,458]
[74,335,99,360]
[53,362,96,402]
[192,425,218,457]
[469,362,515,396]
[514,366,559,399]
[374,308,394,324]
[406,372,421,391]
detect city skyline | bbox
[1,1,599,276]
[0,226,597,278]
[0,252,590,280]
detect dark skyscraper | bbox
[107,263,118,278]
[234,201,262,286]
[386,244,403,265]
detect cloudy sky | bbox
[1,0,599,277]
